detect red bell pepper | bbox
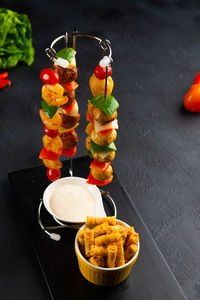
[61,100,76,114]
[39,147,60,160]
[0,72,8,80]
[90,160,111,172]
[62,81,79,91]
[99,129,113,135]
[86,172,113,186]
[0,72,11,89]
[61,146,77,157]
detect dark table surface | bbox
[1,0,200,299]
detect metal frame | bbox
[45,31,113,63]
[38,30,117,241]
[38,190,117,241]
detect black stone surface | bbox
[1,0,200,299]
[8,157,187,300]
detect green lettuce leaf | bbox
[56,48,76,63]
[0,8,34,69]
[88,94,119,116]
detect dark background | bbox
[0,0,200,299]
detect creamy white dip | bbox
[49,184,94,222]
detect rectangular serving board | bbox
[8,156,187,300]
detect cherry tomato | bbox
[90,160,111,172]
[94,64,112,80]
[193,73,200,84]
[40,68,59,85]
[86,172,113,186]
[47,168,61,181]
[183,84,200,112]
[62,81,79,91]
[43,126,58,138]
[39,147,60,160]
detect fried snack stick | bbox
[107,245,118,268]
[110,225,129,243]
[89,245,108,257]
[86,216,116,226]
[77,230,85,255]
[84,229,94,257]
[115,240,125,267]
[91,222,110,237]
[124,244,138,263]
[88,256,105,268]
[95,232,121,246]
[125,232,139,249]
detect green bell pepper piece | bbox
[90,139,117,153]
[56,47,76,63]
[88,94,119,116]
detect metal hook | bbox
[45,47,56,61]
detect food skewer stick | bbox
[68,28,78,177]
[104,65,108,100]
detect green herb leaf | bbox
[56,48,76,63]
[90,139,117,153]
[85,150,93,159]
[0,8,34,69]
[88,94,119,116]
[41,100,58,119]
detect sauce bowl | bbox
[43,176,106,224]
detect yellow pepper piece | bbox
[42,83,68,106]
[89,74,114,97]
[39,109,62,130]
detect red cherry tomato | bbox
[43,126,58,138]
[47,168,61,181]
[193,73,200,84]
[86,172,113,186]
[40,68,59,85]
[94,64,112,80]
[183,84,200,112]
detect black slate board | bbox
[8,156,187,300]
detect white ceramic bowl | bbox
[43,176,106,223]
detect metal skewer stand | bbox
[38,29,117,241]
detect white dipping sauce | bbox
[49,184,94,222]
